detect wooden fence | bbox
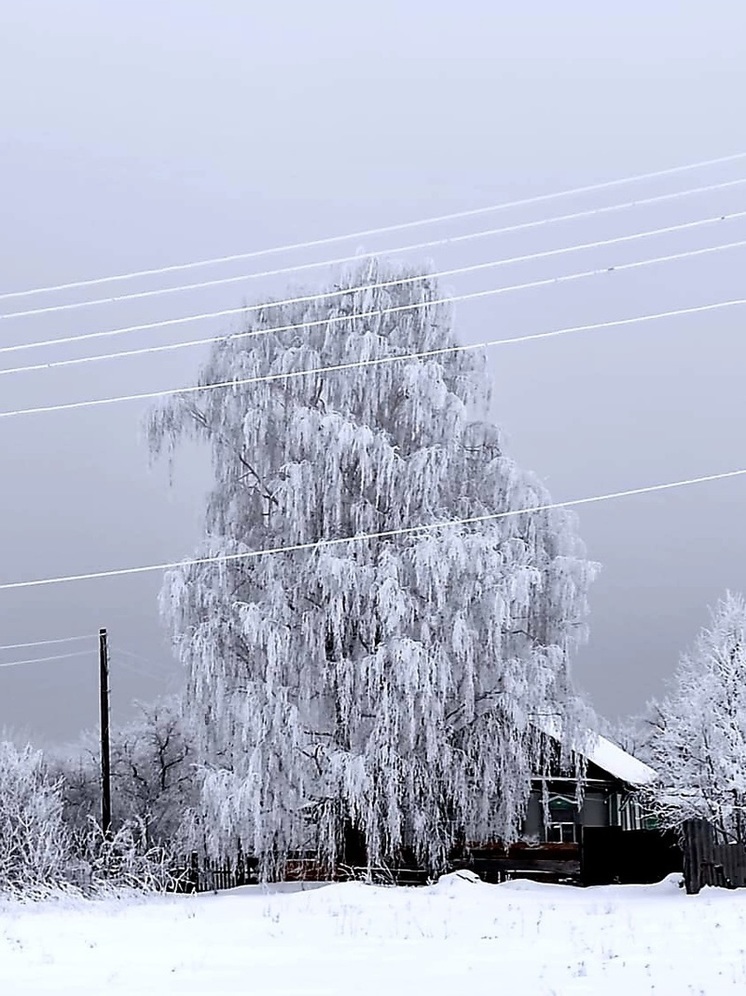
[682,819,746,895]
[464,841,580,883]
[174,855,259,893]
[174,854,429,892]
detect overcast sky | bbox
[1,1,745,744]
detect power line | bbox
[2,210,745,374]
[1,299,743,420]
[0,634,95,652]
[0,650,94,669]
[116,657,162,681]
[114,646,162,669]
[1,150,744,301]
[0,469,743,593]
[24,300,746,406]
[3,184,745,321]
[1,254,744,422]
[111,646,169,681]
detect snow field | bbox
[1,873,745,995]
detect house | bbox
[528,733,658,840]
[459,734,670,885]
[187,732,677,890]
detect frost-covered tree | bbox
[149,262,596,876]
[109,697,194,846]
[647,592,746,843]
[599,712,653,761]
[57,696,194,846]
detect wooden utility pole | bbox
[99,627,112,834]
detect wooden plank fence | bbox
[173,855,429,892]
[682,819,746,894]
[173,855,258,893]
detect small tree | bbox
[647,592,746,843]
[110,697,194,846]
[57,696,194,847]
[0,741,73,891]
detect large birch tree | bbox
[149,262,596,875]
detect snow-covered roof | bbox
[585,735,657,787]
[536,718,657,787]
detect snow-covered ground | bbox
[1,872,744,994]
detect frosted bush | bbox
[0,741,73,891]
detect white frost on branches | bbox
[148,262,597,875]
[57,696,194,847]
[647,591,746,843]
[0,742,72,891]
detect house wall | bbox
[523,784,617,842]
[581,791,609,827]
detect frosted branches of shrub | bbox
[80,817,186,893]
[149,260,597,877]
[0,741,73,891]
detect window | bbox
[546,796,578,843]
[546,822,577,843]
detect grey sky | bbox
[1,1,745,743]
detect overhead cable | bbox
[0,650,94,669]
[0,469,743,592]
[1,255,745,421]
[0,300,743,414]
[111,648,167,682]
[1,215,745,366]
[2,182,746,320]
[0,634,95,652]
[1,150,744,300]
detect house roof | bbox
[585,734,657,787]
[537,718,657,787]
